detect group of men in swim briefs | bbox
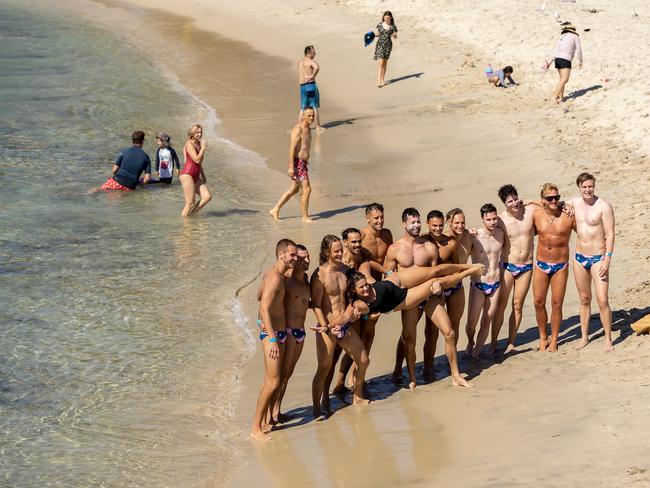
[252,172,615,441]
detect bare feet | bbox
[378,82,387,88]
[276,412,290,423]
[538,337,549,352]
[261,422,273,433]
[408,381,416,391]
[332,384,350,397]
[268,208,280,220]
[547,340,558,353]
[504,344,517,354]
[301,216,313,223]
[573,338,589,350]
[452,375,474,389]
[471,264,486,275]
[250,428,271,441]
[465,343,474,358]
[605,341,615,352]
[353,395,370,406]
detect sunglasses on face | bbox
[544,195,561,202]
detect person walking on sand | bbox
[549,24,582,104]
[567,173,615,352]
[532,183,574,352]
[298,45,323,130]
[180,124,211,217]
[251,239,298,441]
[373,11,398,88]
[269,108,314,222]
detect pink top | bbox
[554,32,582,64]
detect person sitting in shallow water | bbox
[488,66,517,88]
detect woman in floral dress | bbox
[373,11,398,87]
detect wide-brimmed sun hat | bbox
[561,24,578,35]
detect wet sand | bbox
[88,0,650,486]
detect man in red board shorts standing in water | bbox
[269,107,314,223]
[99,131,151,191]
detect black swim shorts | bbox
[555,58,572,70]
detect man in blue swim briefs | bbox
[465,204,505,359]
[491,185,536,355]
[567,172,615,352]
[271,244,312,424]
[251,239,298,441]
[298,45,323,130]
[532,183,575,352]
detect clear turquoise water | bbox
[0,2,271,485]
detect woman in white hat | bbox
[550,24,582,103]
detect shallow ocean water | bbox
[0,2,272,485]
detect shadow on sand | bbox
[387,72,425,85]
[564,84,602,101]
[273,307,647,432]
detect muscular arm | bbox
[259,273,281,339]
[600,202,615,277]
[358,261,376,283]
[310,273,328,328]
[383,244,398,273]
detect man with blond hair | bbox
[532,183,575,352]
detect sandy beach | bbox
[75,0,650,486]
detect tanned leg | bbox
[532,267,551,351]
[300,179,312,222]
[269,181,300,220]
[447,288,466,348]
[338,329,370,405]
[311,331,337,417]
[426,297,472,388]
[251,340,284,441]
[465,286,484,358]
[423,311,439,382]
[400,307,423,390]
[472,290,500,359]
[573,260,593,350]
[592,262,614,352]
[547,267,569,352]
[506,270,533,353]
[491,269,514,354]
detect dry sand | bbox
[84,0,650,486]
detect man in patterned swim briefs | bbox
[269,107,314,222]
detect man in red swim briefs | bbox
[269,107,314,223]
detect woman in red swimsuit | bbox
[180,124,212,217]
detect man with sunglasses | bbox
[532,183,575,352]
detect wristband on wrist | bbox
[606,252,613,257]
[268,337,278,343]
